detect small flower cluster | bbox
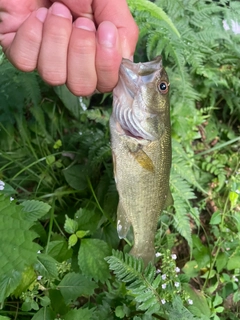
[155,249,193,306]
[0,180,5,191]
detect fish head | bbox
[113,56,170,140]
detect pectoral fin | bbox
[130,148,155,172]
[117,201,131,239]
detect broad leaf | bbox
[31,307,56,320]
[64,308,93,320]
[58,272,97,304]
[0,195,42,302]
[34,254,58,279]
[78,239,111,282]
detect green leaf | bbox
[78,239,111,282]
[227,247,240,271]
[39,296,51,307]
[68,234,78,248]
[31,307,56,320]
[53,139,62,149]
[46,155,55,165]
[48,289,69,315]
[64,308,93,320]
[58,272,97,305]
[183,284,211,318]
[209,211,221,225]
[0,316,11,320]
[115,305,125,319]
[12,266,36,297]
[54,85,85,119]
[34,254,58,279]
[0,195,42,302]
[63,165,88,190]
[74,206,101,234]
[76,230,89,238]
[64,215,78,234]
[182,260,200,279]
[20,200,51,222]
[216,252,228,273]
[47,240,72,262]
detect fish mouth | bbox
[113,57,163,141]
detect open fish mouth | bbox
[113,57,163,141]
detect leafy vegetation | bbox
[0,0,240,319]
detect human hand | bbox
[0,0,138,95]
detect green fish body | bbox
[110,56,172,265]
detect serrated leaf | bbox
[78,239,111,282]
[58,272,97,304]
[64,215,78,234]
[20,200,51,222]
[68,234,78,248]
[74,206,101,234]
[34,254,58,279]
[64,308,93,320]
[0,195,42,302]
[12,266,36,297]
[31,307,56,320]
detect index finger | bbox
[50,0,139,58]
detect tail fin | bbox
[130,245,155,267]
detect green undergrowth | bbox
[0,0,240,319]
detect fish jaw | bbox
[112,56,170,141]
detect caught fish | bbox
[110,56,172,266]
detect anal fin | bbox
[117,201,131,239]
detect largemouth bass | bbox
[110,56,172,266]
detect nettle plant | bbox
[0,0,240,319]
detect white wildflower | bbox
[162,283,167,289]
[233,275,238,282]
[171,254,177,260]
[188,299,193,305]
[0,180,5,191]
[156,269,161,274]
[161,299,166,304]
[10,197,14,201]
[175,267,180,273]
[155,252,161,257]
[174,282,180,288]
[161,274,167,280]
[37,275,43,281]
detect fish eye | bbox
[158,81,169,94]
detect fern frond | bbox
[106,250,162,315]
[127,0,180,37]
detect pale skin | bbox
[0,0,139,96]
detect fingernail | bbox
[97,21,117,48]
[36,7,48,23]
[50,2,72,20]
[74,17,96,32]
